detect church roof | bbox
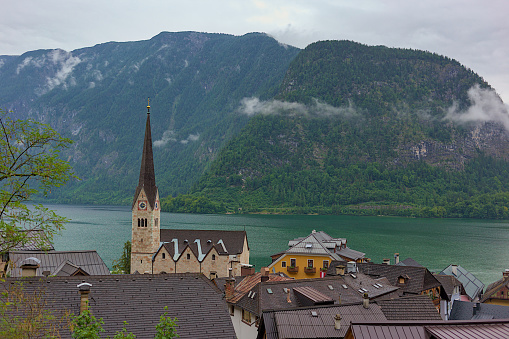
[132,106,158,210]
[159,229,248,262]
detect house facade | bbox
[481,269,509,306]
[268,230,365,279]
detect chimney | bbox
[261,267,270,276]
[228,267,233,278]
[77,283,92,314]
[225,278,235,300]
[394,253,400,265]
[334,314,341,330]
[503,269,509,279]
[241,265,255,276]
[335,264,345,276]
[451,265,458,276]
[363,292,369,309]
[473,302,480,316]
[382,258,390,265]
[286,289,291,303]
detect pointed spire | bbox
[133,99,158,209]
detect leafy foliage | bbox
[154,306,179,339]
[0,109,75,254]
[112,241,131,274]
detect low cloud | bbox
[238,97,358,118]
[154,131,200,147]
[153,130,177,147]
[444,85,509,130]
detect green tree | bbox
[0,109,75,254]
[112,241,131,274]
[155,306,179,339]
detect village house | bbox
[434,273,467,319]
[268,230,366,280]
[0,273,236,338]
[329,261,449,313]
[224,266,399,339]
[256,295,441,339]
[480,269,509,306]
[130,103,249,277]
[439,264,484,301]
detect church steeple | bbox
[132,99,157,210]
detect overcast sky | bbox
[1,0,508,102]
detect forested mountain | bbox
[0,32,300,204]
[179,40,509,218]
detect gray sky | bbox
[1,0,508,102]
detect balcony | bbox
[304,266,316,274]
[287,266,299,273]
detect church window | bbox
[212,254,216,261]
[138,218,140,227]
[162,253,166,259]
[145,218,148,227]
[155,218,158,227]
[187,253,191,260]
[141,219,144,227]
[141,238,143,243]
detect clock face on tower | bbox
[155,201,159,210]
[138,201,147,210]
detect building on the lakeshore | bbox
[223,267,399,339]
[480,269,509,306]
[130,103,249,276]
[434,273,467,320]
[7,250,110,277]
[329,261,449,313]
[0,273,236,338]
[439,264,484,302]
[268,230,366,280]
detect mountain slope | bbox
[184,40,509,218]
[0,32,300,204]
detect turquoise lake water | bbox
[49,204,509,286]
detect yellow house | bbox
[268,230,366,279]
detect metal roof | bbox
[9,250,110,277]
[260,303,386,339]
[450,300,509,320]
[439,265,484,300]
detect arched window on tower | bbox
[138,218,140,227]
[141,218,144,227]
[155,218,158,227]
[145,218,148,227]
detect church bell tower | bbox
[131,100,160,274]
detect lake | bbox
[49,204,509,286]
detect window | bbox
[212,254,216,261]
[155,218,158,227]
[140,218,144,227]
[162,253,166,259]
[307,259,314,268]
[138,219,140,227]
[281,261,287,268]
[229,305,235,316]
[290,258,296,267]
[145,218,148,227]
[323,260,329,269]
[187,253,191,260]
[242,309,252,324]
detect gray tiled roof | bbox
[376,295,442,320]
[232,274,398,317]
[439,264,484,300]
[396,257,423,267]
[0,273,236,338]
[8,250,110,277]
[434,274,464,298]
[260,303,387,339]
[450,300,509,320]
[353,262,443,295]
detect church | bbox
[130,102,250,278]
